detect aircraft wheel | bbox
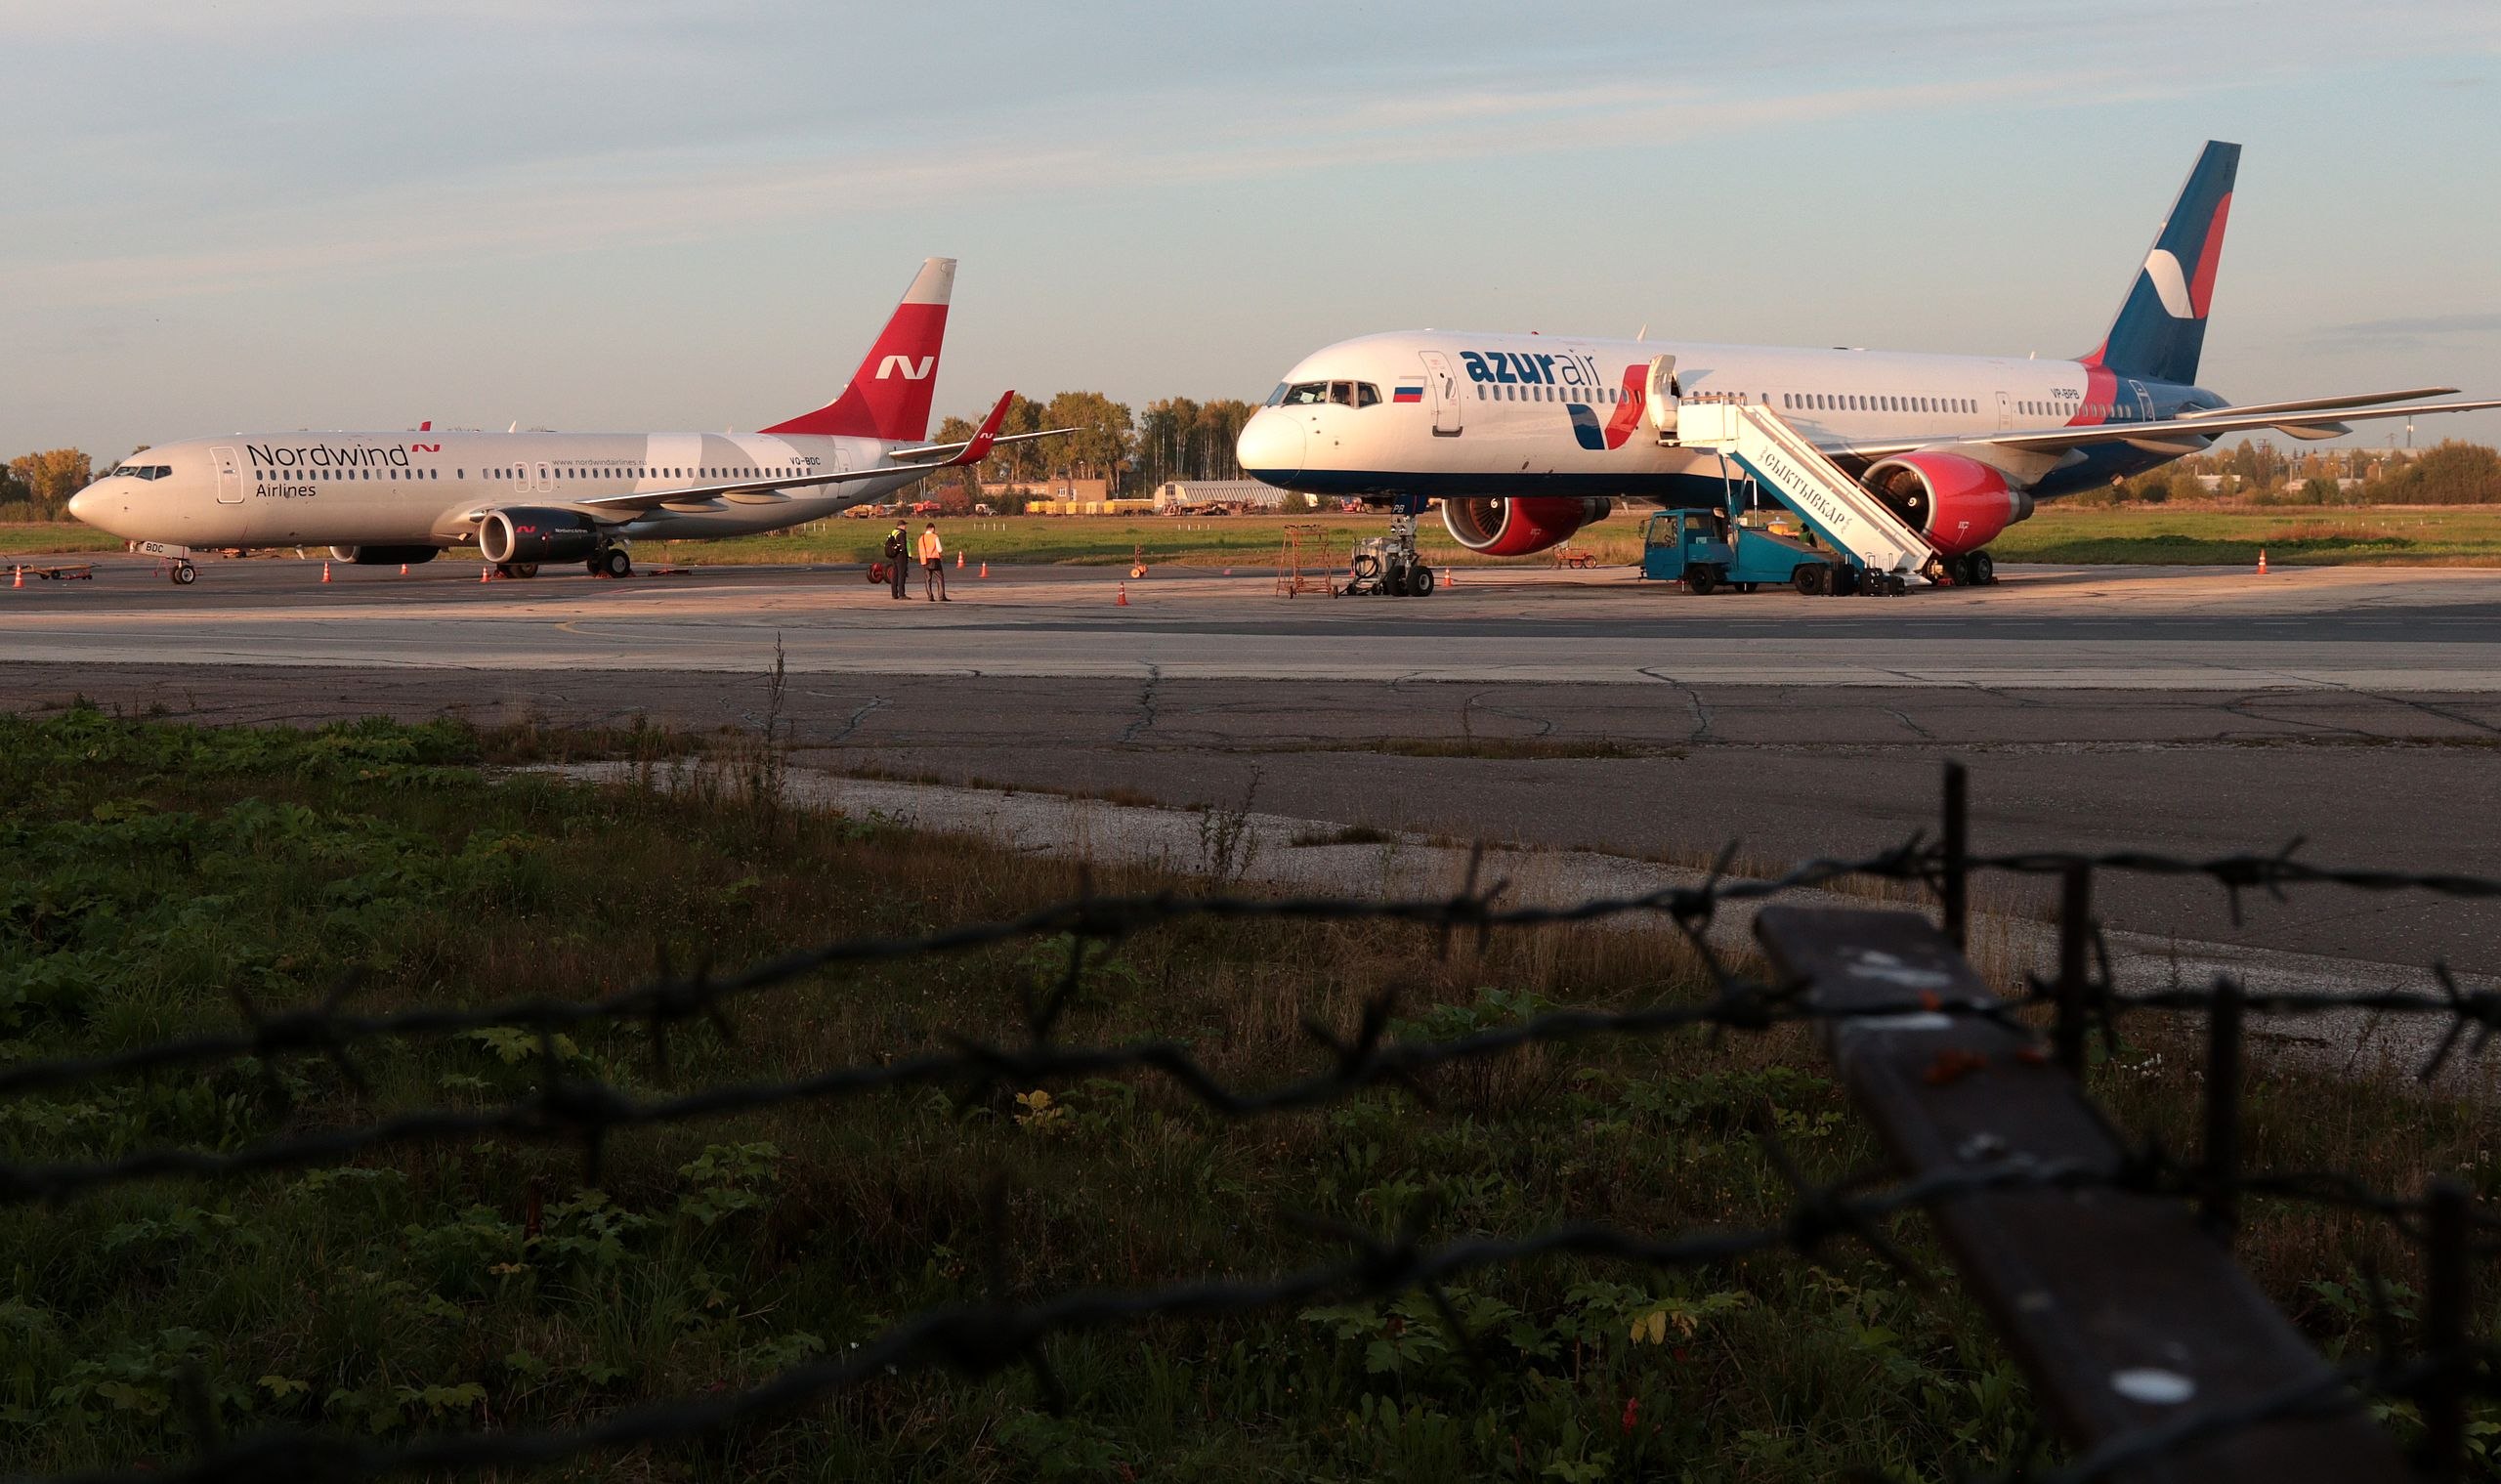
[1686,565,1719,596]
[1971,550,1996,586]
[513,564,539,579]
[171,562,197,586]
[1409,565,1436,597]
[1382,562,1410,597]
[600,547,633,579]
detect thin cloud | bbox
[2305,313,2501,354]
[15,68,2124,310]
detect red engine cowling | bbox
[1439,496,1611,556]
[1862,452,2035,556]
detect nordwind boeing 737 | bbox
[1237,143,2500,589]
[67,259,1055,583]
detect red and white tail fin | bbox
[760,257,954,442]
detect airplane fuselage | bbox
[70,429,920,551]
[1236,330,2224,509]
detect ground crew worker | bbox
[917,522,949,601]
[882,522,909,600]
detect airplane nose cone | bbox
[1235,410,1304,477]
[65,486,96,524]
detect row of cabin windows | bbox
[481,466,801,481]
[2014,401,2137,421]
[245,463,803,483]
[1477,384,1629,403]
[1269,381,2154,423]
[1781,393,1979,415]
[246,466,444,481]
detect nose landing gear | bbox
[1343,512,1436,598]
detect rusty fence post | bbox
[2055,861,2094,1077]
[2424,1178,2472,1484]
[1941,762,1969,952]
[2202,977,2244,1247]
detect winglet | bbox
[944,391,1014,468]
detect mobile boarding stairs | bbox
[1650,358,1935,595]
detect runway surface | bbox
[8,556,2498,973]
[11,555,2501,689]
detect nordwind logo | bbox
[876,355,936,381]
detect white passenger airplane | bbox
[68,259,1052,583]
[1236,143,2500,587]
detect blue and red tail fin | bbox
[2084,142,2238,385]
[761,258,954,442]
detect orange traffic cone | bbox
[1117,582,1130,607]
[399,564,408,576]
[955,550,964,570]
[978,561,988,578]
[1223,568,1233,576]
[480,564,492,583]
[11,566,21,589]
[321,562,332,583]
[2256,548,2269,575]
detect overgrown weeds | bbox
[1,707,2495,1479]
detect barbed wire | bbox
[11,827,2501,1481]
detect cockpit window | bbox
[1280,380,1383,408]
[107,463,172,480]
[1265,383,1290,406]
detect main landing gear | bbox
[588,545,633,579]
[1923,550,1999,587]
[491,563,541,580]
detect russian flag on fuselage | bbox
[1392,382,1425,403]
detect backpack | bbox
[882,531,905,561]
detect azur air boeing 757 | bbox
[1236,143,2501,586]
[67,259,1060,583]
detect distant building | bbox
[983,478,1110,501]
[1152,480,1290,513]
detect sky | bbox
[5,0,2498,457]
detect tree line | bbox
[2109,438,2501,507]
[929,392,1257,496]
[2,449,94,522]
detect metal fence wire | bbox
[12,763,2501,1483]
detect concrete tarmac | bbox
[7,555,2499,974]
[10,554,2501,689]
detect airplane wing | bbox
[1835,392,2501,462]
[562,390,1051,515]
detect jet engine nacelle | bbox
[1440,495,1611,557]
[329,544,443,567]
[478,508,603,565]
[1862,452,2035,556]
